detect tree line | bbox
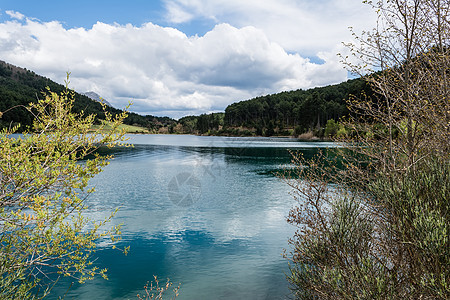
[224,78,372,136]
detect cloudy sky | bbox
[0,0,375,118]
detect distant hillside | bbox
[222,78,372,136]
[0,60,176,131]
[81,91,113,107]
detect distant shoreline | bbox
[123,131,331,142]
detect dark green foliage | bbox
[0,61,107,130]
[178,115,198,133]
[286,154,449,299]
[294,125,305,136]
[177,113,224,134]
[224,78,371,134]
[196,114,210,134]
[366,157,449,298]
[265,120,275,136]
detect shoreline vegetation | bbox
[99,124,332,141]
[91,118,343,141]
[128,118,345,140]
[131,126,333,141]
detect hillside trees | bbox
[285,0,450,298]
[0,77,128,298]
[0,62,109,130]
[224,78,369,134]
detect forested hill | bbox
[223,78,371,136]
[0,60,176,131]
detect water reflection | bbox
[48,135,335,299]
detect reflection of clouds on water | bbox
[220,217,261,241]
[56,228,289,299]
[86,140,296,245]
[167,172,202,207]
[87,198,293,245]
[79,206,294,299]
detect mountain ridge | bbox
[81,91,113,107]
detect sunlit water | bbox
[48,135,335,300]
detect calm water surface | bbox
[50,135,335,300]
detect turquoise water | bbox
[50,135,335,300]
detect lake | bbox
[49,135,335,300]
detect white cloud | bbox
[5,10,25,20]
[163,0,376,55]
[0,11,353,118]
[165,1,195,23]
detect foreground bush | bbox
[0,76,128,298]
[285,154,449,299]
